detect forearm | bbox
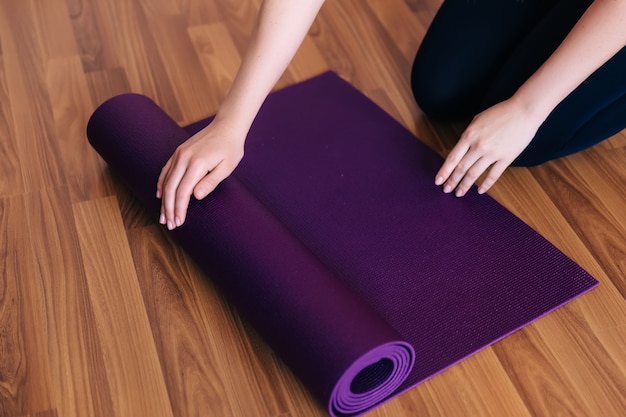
[511,0,626,125]
[213,0,326,135]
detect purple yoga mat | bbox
[87,71,598,417]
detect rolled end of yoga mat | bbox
[87,92,415,417]
[329,342,414,417]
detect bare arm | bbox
[436,0,626,197]
[157,0,325,230]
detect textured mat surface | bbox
[87,71,598,417]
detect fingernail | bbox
[175,216,181,227]
[196,188,207,199]
[443,184,452,193]
[455,188,465,197]
[167,220,174,230]
[156,189,161,199]
[435,176,444,186]
[159,213,165,224]
[478,187,486,194]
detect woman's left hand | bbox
[434,98,540,197]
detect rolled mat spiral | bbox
[87,71,598,417]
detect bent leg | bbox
[411,0,548,119]
[480,0,593,108]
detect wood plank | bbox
[0,0,66,193]
[366,0,427,61]
[214,0,259,56]
[143,14,217,124]
[493,326,596,417]
[495,299,626,416]
[65,0,121,71]
[33,0,79,60]
[85,68,132,106]
[136,0,180,17]
[0,194,53,416]
[282,34,329,88]
[73,196,174,417]
[398,349,532,417]
[23,187,115,417]
[316,0,420,129]
[538,306,626,414]
[188,23,242,110]
[127,225,234,417]
[0,54,21,197]
[583,147,626,286]
[19,410,58,417]
[177,0,223,26]
[104,0,183,121]
[46,55,115,202]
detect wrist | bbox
[507,88,553,129]
[207,110,251,142]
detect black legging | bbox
[411,0,626,166]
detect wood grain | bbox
[0,194,53,416]
[73,196,174,417]
[1,0,625,416]
[46,55,114,202]
[398,349,533,417]
[23,188,114,417]
[188,22,242,110]
[0,0,65,193]
[66,0,121,72]
[0,54,20,196]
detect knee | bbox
[411,57,447,119]
[410,55,477,120]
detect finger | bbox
[193,161,232,200]
[435,141,470,186]
[158,160,174,225]
[441,148,482,194]
[453,157,493,197]
[162,163,187,230]
[477,160,508,194]
[173,161,219,226]
[156,157,173,200]
[157,158,174,225]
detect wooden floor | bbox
[1,0,625,416]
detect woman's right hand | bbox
[156,121,245,230]
[156,0,327,230]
